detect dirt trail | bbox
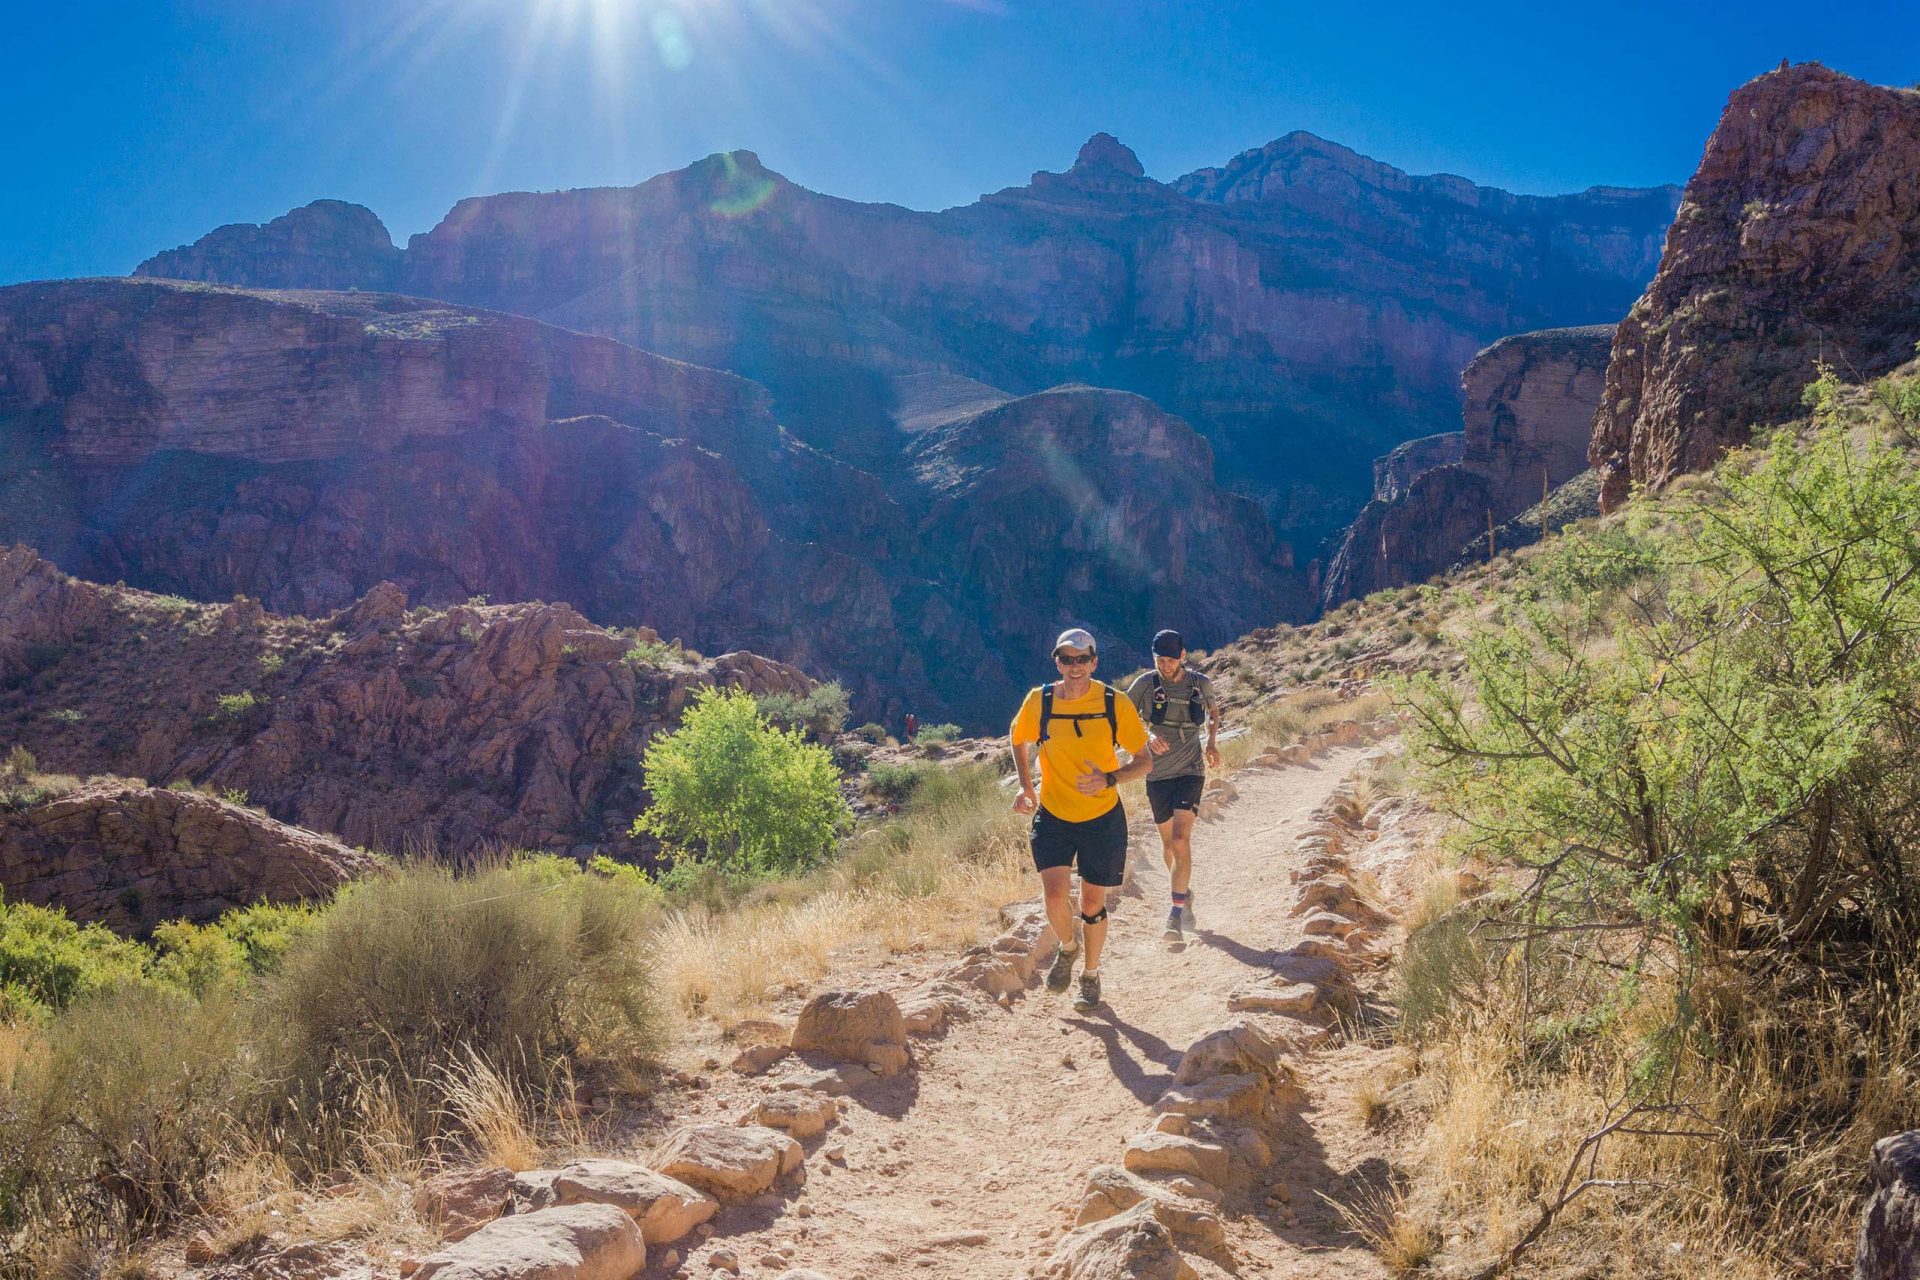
[654,742,1412,1279]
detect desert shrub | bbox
[853,722,888,744]
[913,722,963,744]
[0,897,149,1016]
[0,985,252,1238]
[260,859,664,1144]
[145,922,248,999]
[257,650,284,676]
[636,687,849,875]
[866,761,930,804]
[754,681,851,740]
[1396,906,1495,1044]
[623,637,682,668]
[46,709,82,726]
[205,901,318,977]
[212,691,258,721]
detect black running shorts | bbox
[1030,803,1128,887]
[1145,774,1205,825]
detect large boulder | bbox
[1857,1130,1920,1279]
[656,1124,803,1201]
[412,1203,644,1280]
[0,781,376,931]
[790,987,910,1075]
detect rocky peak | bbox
[1072,133,1146,178]
[135,199,400,291]
[1592,64,1920,508]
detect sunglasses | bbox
[1055,652,1095,666]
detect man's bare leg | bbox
[1080,881,1110,973]
[1041,865,1078,953]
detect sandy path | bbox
[655,746,1401,1279]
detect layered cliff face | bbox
[1592,65,1920,509]
[137,134,1678,558]
[0,278,991,720]
[1322,326,1613,604]
[0,279,1298,724]
[0,546,810,859]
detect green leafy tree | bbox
[634,686,850,874]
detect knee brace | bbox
[1080,907,1108,926]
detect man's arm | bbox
[1204,681,1222,768]
[1012,739,1038,813]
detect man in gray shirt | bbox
[1125,630,1221,942]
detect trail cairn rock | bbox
[748,1091,839,1140]
[412,1202,644,1280]
[1037,1202,1196,1280]
[657,1124,803,1201]
[1857,1130,1920,1279]
[790,987,911,1075]
[544,1159,718,1245]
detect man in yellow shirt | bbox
[1009,628,1153,1012]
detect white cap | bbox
[1052,627,1097,655]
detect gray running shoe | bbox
[1181,891,1196,931]
[1046,943,1079,993]
[1163,908,1183,942]
[1073,972,1103,1013]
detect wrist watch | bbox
[1103,769,1117,787]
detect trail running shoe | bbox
[1073,972,1103,1013]
[1163,908,1183,942]
[1046,943,1079,993]
[1181,891,1196,932]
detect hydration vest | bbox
[1148,672,1206,728]
[1037,682,1118,742]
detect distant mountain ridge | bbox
[136,131,1680,567]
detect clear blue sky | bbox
[6,0,1918,285]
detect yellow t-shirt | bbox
[1009,681,1150,823]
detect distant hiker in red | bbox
[1009,628,1153,1013]
[905,713,917,742]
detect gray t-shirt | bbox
[1125,669,1219,781]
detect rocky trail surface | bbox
[572,732,1423,1280]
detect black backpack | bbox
[1148,672,1205,728]
[1037,682,1118,742]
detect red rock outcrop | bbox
[138,135,1679,557]
[1371,433,1464,505]
[1592,64,1920,510]
[1322,326,1612,603]
[0,781,376,931]
[0,550,813,858]
[908,387,1297,663]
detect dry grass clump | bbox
[1217,688,1393,772]
[655,763,1029,1024]
[1329,1180,1440,1276]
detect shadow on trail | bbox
[1191,926,1277,971]
[1064,1007,1184,1104]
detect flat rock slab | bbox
[413,1203,644,1280]
[657,1124,802,1200]
[750,1090,838,1139]
[547,1159,717,1245]
[775,1065,875,1097]
[1123,1132,1233,1187]
[1225,981,1318,1017]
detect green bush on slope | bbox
[637,685,850,876]
[1399,365,1920,1266]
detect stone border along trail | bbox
[393,720,1420,1280]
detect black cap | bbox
[1152,629,1185,658]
